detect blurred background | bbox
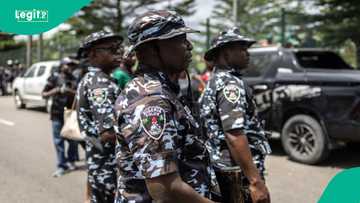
[0,0,358,71]
[1,1,360,202]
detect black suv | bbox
[243,47,360,164]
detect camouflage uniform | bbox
[200,27,272,202]
[76,31,123,203]
[114,10,212,203]
[114,71,211,202]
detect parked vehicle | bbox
[244,47,360,164]
[12,61,59,112]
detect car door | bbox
[23,64,38,98]
[32,64,47,100]
[242,52,278,131]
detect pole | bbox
[37,33,43,62]
[356,41,360,69]
[233,0,238,26]
[59,46,64,60]
[117,0,123,34]
[281,8,286,46]
[26,35,32,68]
[206,18,210,50]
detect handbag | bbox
[60,98,85,141]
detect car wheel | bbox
[46,98,53,113]
[281,114,329,164]
[14,91,26,109]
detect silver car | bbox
[12,60,59,112]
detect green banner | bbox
[0,0,91,34]
[318,167,360,203]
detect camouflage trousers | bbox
[90,186,115,203]
[86,145,117,203]
[88,163,117,203]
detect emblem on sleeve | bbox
[140,106,166,140]
[91,88,108,105]
[223,84,241,103]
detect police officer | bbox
[76,31,124,203]
[199,27,272,203]
[114,10,214,203]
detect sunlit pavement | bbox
[1,96,358,203]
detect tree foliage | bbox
[311,0,360,66]
[314,0,360,44]
[67,0,196,37]
[206,0,317,47]
[210,0,280,39]
[0,33,22,51]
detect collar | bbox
[89,66,116,81]
[139,64,180,95]
[213,65,242,77]
[159,72,181,95]
[88,66,101,72]
[89,66,110,76]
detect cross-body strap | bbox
[71,97,77,110]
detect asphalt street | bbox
[0,96,359,203]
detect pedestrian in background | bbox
[42,57,79,177]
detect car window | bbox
[36,65,46,77]
[281,52,297,69]
[51,65,59,75]
[24,66,37,78]
[243,53,275,77]
[295,51,353,70]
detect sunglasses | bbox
[95,44,124,54]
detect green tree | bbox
[207,0,320,47]
[209,0,282,41]
[312,0,360,67]
[170,0,196,16]
[0,32,22,51]
[67,0,196,37]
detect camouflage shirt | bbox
[114,71,211,203]
[199,66,271,169]
[76,67,119,200]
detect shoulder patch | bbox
[140,106,166,140]
[90,88,108,105]
[223,84,241,103]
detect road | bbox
[0,96,359,203]
[0,96,86,203]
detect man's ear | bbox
[152,40,162,57]
[89,48,96,58]
[223,48,232,65]
[137,41,158,60]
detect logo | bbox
[140,106,166,140]
[15,9,48,23]
[91,88,108,105]
[223,84,241,103]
